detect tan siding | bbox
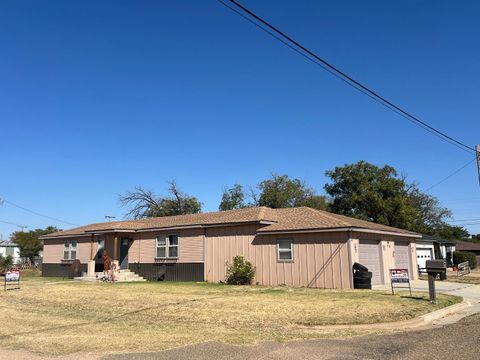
[43,239,65,263]
[205,226,351,289]
[351,232,418,285]
[130,228,204,264]
[43,236,91,263]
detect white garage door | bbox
[395,242,412,278]
[359,240,382,285]
[416,248,433,270]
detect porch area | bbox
[79,231,146,282]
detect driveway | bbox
[374,280,480,326]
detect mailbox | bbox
[426,259,447,281]
[425,260,447,272]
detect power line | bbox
[0,220,28,229]
[449,218,480,223]
[218,0,478,155]
[424,158,476,192]
[0,197,79,227]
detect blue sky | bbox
[1,0,479,238]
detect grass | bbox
[419,273,480,285]
[0,277,461,356]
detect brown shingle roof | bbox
[455,240,480,251]
[257,207,418,235]
[41,206,418,238]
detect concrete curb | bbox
[299,299,472,332]
[420,300,471,323]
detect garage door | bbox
[395,242,412,278]
[416,248,433,270]
[359,240,382,285]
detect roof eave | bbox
[257,226,420,238]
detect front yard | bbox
[0,277,460,356]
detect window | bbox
[97,238,105,259]
[6,247,14,257]
[156,234,179,259]
[63,240,77,260]
[277,239,293,261]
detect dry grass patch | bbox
[0,277,460,356]
[419,274,480,285]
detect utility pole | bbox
[18,225,27,232]
[476,145,480,186]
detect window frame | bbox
[277,239,294,262]
[155,234,179,259]
[63,240,77,261]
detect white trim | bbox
[277,239,294,262]
[257,227,420,238]
[155,234,179,259]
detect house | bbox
[40,207,420,288]
[455,240,480,265]
[0,240,21,264]
[416,235,456,270]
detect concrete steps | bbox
[75,269,146,282]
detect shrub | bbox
[0,255,14,275]
[225,256,256,285]
[453,251,477,270]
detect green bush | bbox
[225,256,256,285]
[453,251,477,270]
[0,255,14,274]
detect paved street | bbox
[105,281,480,360]
[105,313,480,360]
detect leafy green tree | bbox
[434,225,470,240]
[325,162,415,228]
[324,161,468,237]
[10,226,60,262]
[257,174,328,210]
[120,180,202,219]
[219,184,246,211]
[0,255,14,272]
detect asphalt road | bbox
[105,313,480,360]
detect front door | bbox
[119,238,130,270]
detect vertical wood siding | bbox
[205,225,351,289]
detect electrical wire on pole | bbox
[217,0,478,156]
[0,197,79,227]
[424,158,476,192]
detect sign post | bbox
[458,261,471,277]
[4,270,20,291]
[390,269,412,296]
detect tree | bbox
[324,161,467,237]
[11,226,60,262]
[0,255,14,272]
[219,184,246,211]
[406,185,452,234]
[257,174,328,210]
[119,180,202,219]
[325,162,414,228]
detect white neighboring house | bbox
[417,235,456,271]
[0,240,21,264]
